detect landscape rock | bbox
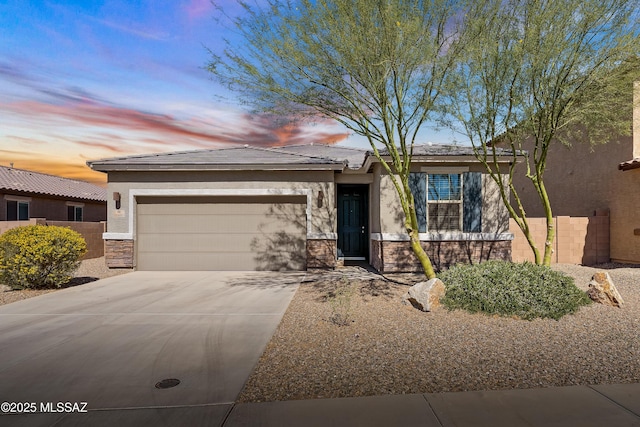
[587,271,624,308]
[402,278,445,312]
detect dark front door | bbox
[337,185,368,258]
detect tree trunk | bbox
[409,229,436,279]
[539,181,555,266]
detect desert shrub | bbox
[0,225,87,290]
[327,278,356,326]
[440,261,591,320]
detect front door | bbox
[337,185,368,259]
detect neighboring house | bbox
[510,82,640,264]
[616,156,640,263]
[0,166,107,222]
[88,144,516,272]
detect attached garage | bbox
[136,196,307,271]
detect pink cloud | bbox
[0,99,350,182]
[74,140,130,154]
[185,0,214,20]
[3,100,349,149]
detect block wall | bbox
[510,212,610,265]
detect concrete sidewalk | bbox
[8,382,637,426]
[224,383,640,426]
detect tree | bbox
[208,0,467,279]
[446,0,639,265]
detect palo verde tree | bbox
[208,0,467,279]
[446,0,639,265]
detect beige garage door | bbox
[136,196,307,271]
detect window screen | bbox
[427,174,462,231]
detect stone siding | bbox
[105,240,134,268]
[372,240,512,273]
[306,239,337,269]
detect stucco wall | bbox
[510,81,640,263]
[610,168,640,263]
[105,170,336,236]
[512,80,638,218]
[511,136,634,217]
[375,163,510,235]
[510,215,610,265]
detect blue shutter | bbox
[409,173,427,232]
[463,172,482,232]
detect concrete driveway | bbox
[0,271,301,426]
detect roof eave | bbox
[88,163,346,173]
[362,154,520,171]
[0,187,106,202]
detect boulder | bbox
[402,278,445,312]
[587,271,624,308]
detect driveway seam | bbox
[421,393,444,427]
[220,402,236,427]
[587,385,640,419]
[85,402,236,411]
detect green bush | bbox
[440,261,591,320]
[0,225,87,290]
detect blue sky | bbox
[0,0,454,184]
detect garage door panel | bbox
[138,252,305,271]
[138,203,306,216]
[137,232,305,253]
[137,214,305,234]
[136,197,307,271]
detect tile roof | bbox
[88,146,347,171]
[0,166,106,202]
[619,158,640,171]
[88,143,521,172]
[375,143,519,157]
[274,144,368,169]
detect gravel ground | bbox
[238,263,640,402]
[0,257,132,306]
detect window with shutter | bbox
[408,172,482,233]
[428,174,462,231]
[409,173,427,232]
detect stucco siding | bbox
[375,165,510,235]
[378,171,406,234]
[105,170,335,236]
[512,137,633,218]
[610,168,640,263]
[370,164,382,234]
[481,174,509,234]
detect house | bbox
[510,82,640,264]
[87,144,516,271]
[0,166,107,222]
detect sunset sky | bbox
[0,0,453,185]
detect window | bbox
[67,205,83,222]
[409,171,483,233]
[7,200,29,221]
[427,174,462,231]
